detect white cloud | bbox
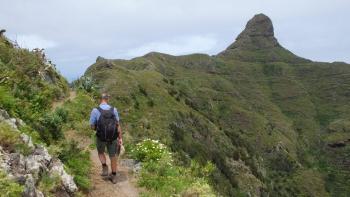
[124,35,218,58]
[9,34,57,50]
[1,0,349,81]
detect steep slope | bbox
[84,14,350,196]
[0,33,86,196]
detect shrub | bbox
[0,170,24,197]
[38,172,61,196]
[138,85,148,97]
[0,86,16,114]
[147,99,154,107]
[75,76,97,93]
[0,122,22,152]
[58,141,91,191]
[130,139,216,196]
[39,112,64,142]
[54,107,68,123]
[130,139,169,162]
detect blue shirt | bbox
[89,103,120,126]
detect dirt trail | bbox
[88,150,140,197]
[52,90,77,110]
[57,90,140,196]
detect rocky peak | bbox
[228,13,279,50]
[218,13,309,63]
[238,13,274,38]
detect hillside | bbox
[0,33,95,196]
[84,14,350,196]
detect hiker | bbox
[90,93,122,184]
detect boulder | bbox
[23,174,36,197]
[8,153,26,175]
[0,109,10,120]
[0,109,78,196]
[49,159,78,193]
[21,133,34,149]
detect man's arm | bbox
[117,122,122,145]
[114,108,122,145]
[89,108,97,130]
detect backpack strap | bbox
[97,107,103,113]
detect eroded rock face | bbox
[0,109,78,196]
[49,159,78,193]
[217,13,310,63]
[228,13,279,50]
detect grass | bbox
[53,91,97,192]
[0,122,32,155]
[130,139,217,197]
[0,170,23,197]
[83,47,350,196]
[38,172,61,197]
[58,141,92,191]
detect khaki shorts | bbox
[96,137,118,157]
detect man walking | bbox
[90,93,122,184]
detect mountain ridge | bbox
[83,13,350,196]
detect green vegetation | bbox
[0,35,94,194]
[54,91,96,191]
[2,13,350,196]
[0,122,32,155]
[58,141,91,191]
[84,45,350,196]
[130,139,217,196]
[0,170,24,197]
[38,172,61,197]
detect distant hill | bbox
[84,14,350,196]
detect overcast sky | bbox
[1,0,349,81]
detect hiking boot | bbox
[110,173,118,184]
[101,165,108,176]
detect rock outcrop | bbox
[0,109,77,196]
[228,13,278,50]
[218,13,310,63]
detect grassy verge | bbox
[129,139,217,196]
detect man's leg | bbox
[98,153,107,164]
[96,137,109,176]
[110,155,118,173]
[108,139,119,184]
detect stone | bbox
[0,109,10,120]
[133,162,142,174]
[120,159,136,168]
[217,13,310,63]
[16,118,26,127]
[0,109,78,195]
[8,153,26,175]
[23,174,36,197]
[36,190,45,197]
[0,146,11,173]
[25,155,43,179]
[49,159,78,193]
[33,146,52,163]
[228,13,279,50]
[96,56,106,62]
[21,133,34,148]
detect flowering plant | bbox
[130,138,171,162]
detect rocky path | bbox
[88,150,140,197]
[59,90,140,197]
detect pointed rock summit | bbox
[218,14,309,63]
[230,13,279,50]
